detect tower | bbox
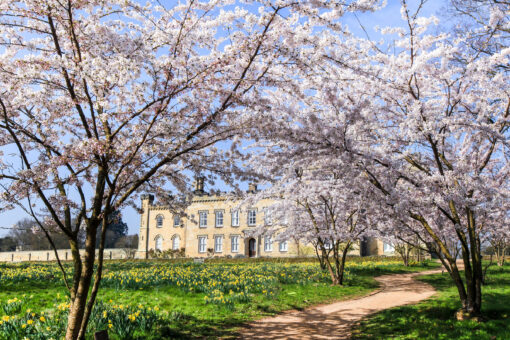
[137,194,154,258]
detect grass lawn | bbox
[0,258,438,339]
[351,263,510,340]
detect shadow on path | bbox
[238,268,446,340]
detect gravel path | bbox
[238,268,443,339]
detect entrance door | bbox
[248,238,256,257]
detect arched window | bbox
[172,235,180,250]
[156,215,163,228]
[155,235,163,251]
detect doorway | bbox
[248,238,256,257]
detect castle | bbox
[137,178,391,258]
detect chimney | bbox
[247,183,258,193]
[141,194,154,204]
[194,176,205,194]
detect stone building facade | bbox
[137,180,392,259]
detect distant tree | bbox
[114,234,138,249]
[9,218,70,250]
[0,235,16,251]
[95,211,128,249]
[488,234,510,267]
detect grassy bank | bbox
[352,263,510,340]
[0,258,437,339]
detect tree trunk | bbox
[445,247,482,317]
[465,209,482,317]
[495,244,505,267]
[314,243,327,270]
[77,213,109,339]
[65,221,99,339]
[337,245,350,285]
[324,256,339,285]
[324,242,351,285]
[396,244,410,266]
[323,243,339,285]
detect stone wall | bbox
[0,248,133,263]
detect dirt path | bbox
[238,268,443,339]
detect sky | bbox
[0,0,448,237]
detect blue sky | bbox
[0,0,447,237]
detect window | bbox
[264,236,272,252]
[215,211,224,227]
[264,208,272,225]
[231,210,239,227]
[199,211,207,228]
[279,241,288,252]
[248,209,256,226]
[214,235,223,253]
[173,215,180,227]
[172,235,180,250]
[156,215,163,228]
[383,243,395,252]
[323,240,332,249]
[231,236,240,253]
[198,236,207,253]
[155,235,163,251]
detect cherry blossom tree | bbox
[247,166,377,285]
[483,209,510,266]
[354,3,509,318]
[247,0,509,318]
[0,0,385,338]
[448,0,509,57]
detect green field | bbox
[0,257,436,339]
[352,263,510,340]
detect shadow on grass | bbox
[352,264,510,340]
[144,313,247,340]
